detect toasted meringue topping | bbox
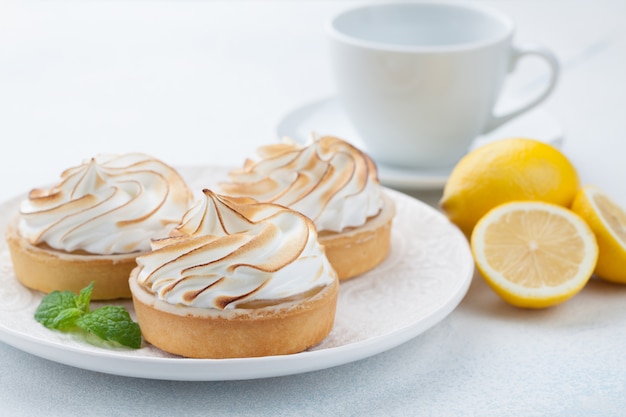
[220,135,384,232]
[18,153,193,255]
[135,189,336,310]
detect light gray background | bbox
[1,1,625,415]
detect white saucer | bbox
[276,97,565,190]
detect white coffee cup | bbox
[327,2,560,169]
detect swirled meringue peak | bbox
[220,135,384,232]
[135,189,337,310]
[18,153,193,255]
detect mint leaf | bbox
[75,281,94,313]
[34,282,141,349]
[51,308,84,330]
[34,290,80,330]
[76,306,141,349]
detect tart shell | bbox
[319,192,396,280]
[5,222,137,300]
[129,268,339,359]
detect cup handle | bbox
[484,44,560,132]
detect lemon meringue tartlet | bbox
[129,189,339,359]
[220,135,395,280]
[6,153,193,300]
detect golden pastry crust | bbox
[5,222,138,300]
[319,192,396,280]
[129,269,339,359]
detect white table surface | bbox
[1,0,626,416]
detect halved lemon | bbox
[471,201,598,308]
[571,186,626,283]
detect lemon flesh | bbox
[471,201,598,308]
[571,186,626,283]
[440,138,579,237]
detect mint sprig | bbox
[34,282,141,349]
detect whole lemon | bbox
[440,138,579,237]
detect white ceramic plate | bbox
[276,97,565,190]
[0,166,473,381]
